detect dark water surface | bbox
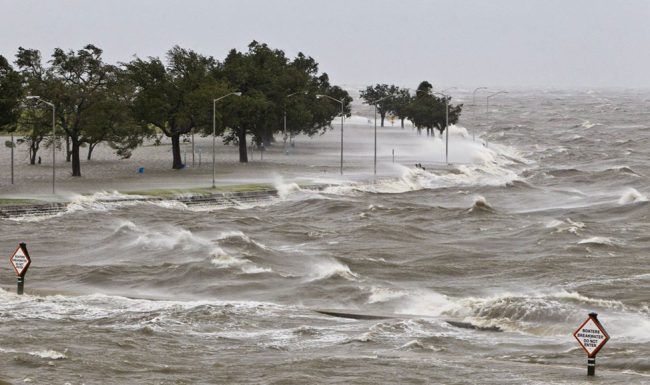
[1,89,649,384]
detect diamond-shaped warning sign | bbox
[573,314,609,357]
[9,244,31,277]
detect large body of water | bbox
[0,89,649,384]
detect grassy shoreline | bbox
[0,182,286,208]
[122,183,276,198]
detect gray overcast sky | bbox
[2,0,650,88]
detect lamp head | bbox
[233,92,242,96]
[26,95,40,100]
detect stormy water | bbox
[1,89,649,384]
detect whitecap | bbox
[367,286,408,304]
[29,349,67,360]
[578,236,620,247]
[618,188,648,205]
[304,259,359,282]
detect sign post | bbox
[573,312,609,376]
[9,243,31,295]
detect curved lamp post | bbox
[472,87,488,141]
[373,95,392,176]
[426,87,456,165]
[283,91,307,155]
[25,96,56,194]
[316,94,345,175]
[485,91,508,147]
[212,92,241,188]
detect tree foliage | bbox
[8,41,353,174]
[126,46,227,169]
[218,41,351,162]
[83,69,150,160]
[0,55,23,132]
[359,84,398,127]
[387,88,412,128]
[405,81,462,136]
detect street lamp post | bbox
[373,95,392,176]
[212,92,241,188]
[472,87,488,141]
[441,87,456,164]
[485,91,508,148]
[316,94,345,175]
[429,87,456,164]
[283,91,304,155]
[25,96,55,194]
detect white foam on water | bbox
[114,220,212,251]
[468,195,493,212]
[580,120,598,128]
[545,218,585,235]
[304,259,359,282]
[395,289,457,317]
[240,265,273,274]
[0,347,67,360]
[209,246,246,267]
[209,245,271,274]
[618,188,648,205]
[366,286,408,304]
[273,175,303,200]
[445,290,641,336]
[578,236,621,247]
[216,230,270,250]
[29,350,67,360]
[0,291,286,323]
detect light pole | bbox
[373,95,392,176]
[486,91,507,147]
[283,91,305,155]
[430,87,456,164]
[441,87,456,164]
[472,87,488,141]
[316,94,345,175]
[432,92,450,164]
[25,96,56,194]
[212,92,241,188]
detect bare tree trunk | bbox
[380,113,386,127]
[171,134,184,169]
[29,142,39,165]
[71,135,81,177]
[238,127,248,163]
[66,135,72,162]
[400,118,405,128]
[87,142,96,160]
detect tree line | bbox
[0,41,352,176]
[360,81,462,136]
[1,41,463,178]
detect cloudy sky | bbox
[2,0,649,88]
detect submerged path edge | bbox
[0,184,328,219]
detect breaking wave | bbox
[618,188,648,205]
[468,195,494,213]
[578,236,621,247]
[545,218,585,234]
[304,259,359,282]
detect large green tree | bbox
[126,46,226,169]
[17,45,115,176]
[406,81,462,136]
[360,84,398,127]
[83,69,149,160]
[16,108,53,164]
[0,55,23,133]
[387,88,412,128]
[282,54,352,144]
[219,41,351,162]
